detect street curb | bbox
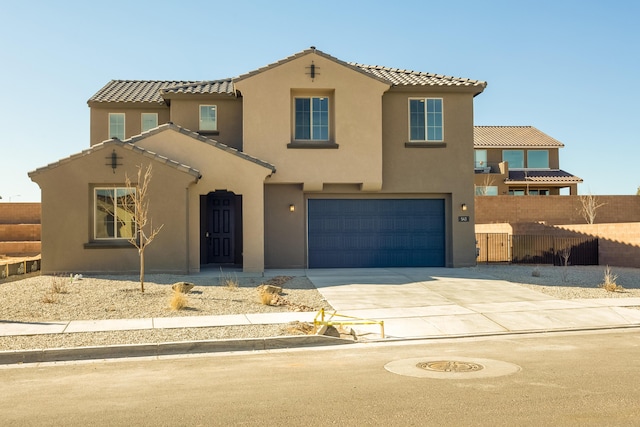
[0,335,353,365]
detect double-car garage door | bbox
[308,199,445,268]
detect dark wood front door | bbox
[201,192,239,265]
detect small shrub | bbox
[42,292,58,304]
[600,266,623,292]
[259,290,275,305]
[42,276,68,303]
[169,290,188,311]
[219,269,239,290]
[51,276,68,294]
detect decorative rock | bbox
[172,282,195,293]
[257,284,282,295]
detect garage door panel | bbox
[308,199,445,268]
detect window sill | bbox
[84,240,137,249]
[287,142,339,149]
[405,142,447,148]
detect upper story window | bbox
[502,150,524,169]
[294,97,329,141]
[94,187,136,240]
[141,113,158,132]
[199,105,217,131]
[474,150,487,168]
[109,113,125,140]
[527,150,549,168]
[409,98,443,142]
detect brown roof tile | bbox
[28,138,202,179]
[506,170,583,184]
[351,63,486,89]
[474,126,565,148]
[88,79,234,105]
[88,49,487,104]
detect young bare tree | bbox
[474,174,495,196]
[124,164,163,293]
[579,192,605,224]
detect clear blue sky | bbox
[1,0,638,202]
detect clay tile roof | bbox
[474,126,565,148]
[351,63,487,89]
[160,79,235,96]
[233,47,485,92]
[88,79,235,104]
[28,138,201,179]
[506,170,583,184]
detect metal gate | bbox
[476,233,598,265]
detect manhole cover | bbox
[416,360,484,373]
[385,356,520,379]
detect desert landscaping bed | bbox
[2,265,639,352]
[0,273,332,351]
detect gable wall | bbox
[235,53,390,187]
[30,146,196,274]
[168,96,243,151]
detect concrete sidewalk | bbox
[2,267,640,359]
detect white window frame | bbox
[141,113,158,132]
[94,187,136,240]
[109,113,125,140]
[294,96,330,141]
[199,105,217,131]
[408,97,444,142]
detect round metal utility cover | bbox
[417,360,484,373]
[385,356,520,379]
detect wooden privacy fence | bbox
[476,234,598,265]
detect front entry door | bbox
[202,192,236,264]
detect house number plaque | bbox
[458,216,470,222]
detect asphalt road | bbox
[2,329,640,426]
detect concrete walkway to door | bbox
[306,268,640,339]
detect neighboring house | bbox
[29,47,486,274]
[473,126,582,196]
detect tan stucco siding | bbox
[167,96,243,151]
[264,184,306,269]
[30,145,195,274]
[89,105,170,147]
[132,129,273,272]
[235,52,390,188]
[381,90,478,267]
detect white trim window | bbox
[109,113,125,140]
[199,105,217,131]
[294,97,329,140]
[94,187,136,239]
[141,113,158,132]
[409,98,443,142]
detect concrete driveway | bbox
[306,267,640,339]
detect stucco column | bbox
[242,184,265,273]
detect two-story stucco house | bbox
[29,48,486,274]
[473,126,582,196]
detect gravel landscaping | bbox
[0,273,332,351]
[1,264,639,352]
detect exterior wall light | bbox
[461,203,468,211]
[289,204,296,212]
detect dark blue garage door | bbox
[308,199,445,268]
